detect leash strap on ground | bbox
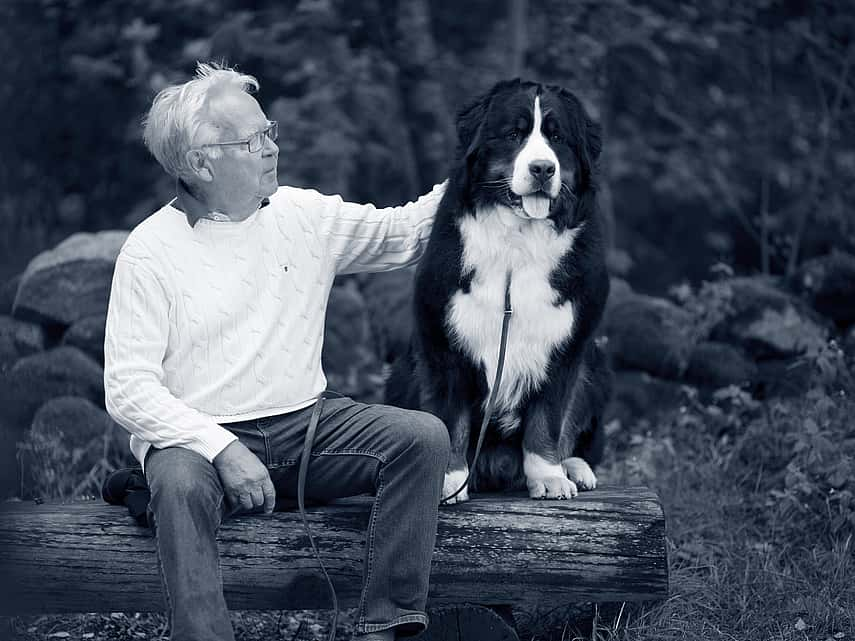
[297,391,339,641]
[442,270,513,505]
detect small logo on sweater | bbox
[279,264,289,272]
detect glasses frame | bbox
[200,120,278,154]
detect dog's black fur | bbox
[386,79,612,499]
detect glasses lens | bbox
[247,122,277,153]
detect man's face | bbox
[203,88,279,203]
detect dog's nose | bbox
[529,160,556,181]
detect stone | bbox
[0,273,21,315]
[794,250,855,327]
[711,276,828,359]
[12,230,128,326]
[685,341,758,389]
[62,313,107,364]
[18,396,132,499]
[602,292,696,380]
[0,315,45,372]
[753,358,814,399]
[604,369,687,427]
[2,346,104,427]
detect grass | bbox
[527,385,855,641]
[5,377,854,641]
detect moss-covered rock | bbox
[12,231,128,326]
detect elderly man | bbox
[104,62,449,641]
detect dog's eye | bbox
[550,133,563,144]
[507,129,521,142]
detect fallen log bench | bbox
[0,486,668,640]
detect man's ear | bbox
[185,149,213,182]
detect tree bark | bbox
[384,0,455,190]
[0,488,668,615]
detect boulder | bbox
[12,231,128,326]
[684,341,758,389]
[711,276,828,359]
[604,369,687,427]
[793,250,855,327]
[18,396,132,499]
[322,280,383,402]
[0,315,45,372]
[62,313,107,364]
[753,358,814,399]
[0,273,21,315]
[602,292,696,379]
[2,346,104,427]
[359,267,416,364]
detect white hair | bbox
[143,62,259,180]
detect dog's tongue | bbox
[521,193,551,219]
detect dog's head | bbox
[456,79,601,222]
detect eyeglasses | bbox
[201,121,278,153]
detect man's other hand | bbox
[213,440,276,515]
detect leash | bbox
[441,270,513,505]
[296,271,513,637]
[297,391,338,641]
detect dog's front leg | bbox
[522,399,577,499]
[441,409,472,503]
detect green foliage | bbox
[669,263,736,344]
[3,0,854,286]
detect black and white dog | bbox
[386,79,611,503]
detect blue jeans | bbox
[145,396,450,641]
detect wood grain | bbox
[0,487,667,615]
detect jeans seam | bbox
[358,458,384,629]
[359,613,429,634]
[313,448,387,463]
[267,460,297,469]
[254,421,272,466]
[151,511,174,631]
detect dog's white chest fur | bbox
[447,206,579,430]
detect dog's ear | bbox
[456,90,493,159]
[557,88,603,165]
[585,116,602,163]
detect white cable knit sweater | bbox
[104,183,445,468]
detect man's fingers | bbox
[238,492,254,513]
[262,477,276,514]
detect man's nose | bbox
[529,160,556,181]
[263,135,278,155]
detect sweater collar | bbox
[174,180,269,228]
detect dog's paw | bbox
[523,450,576,499]
[562,457,597,491]
[442,468,470,504]
[526,475,578,499]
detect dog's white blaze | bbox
[448,208,579,427]
[511,95,560,198]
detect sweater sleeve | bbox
[103,252,237,463]
[302,181,447,275]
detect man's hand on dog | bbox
[214,440,276,515]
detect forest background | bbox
[1,1,854,640]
